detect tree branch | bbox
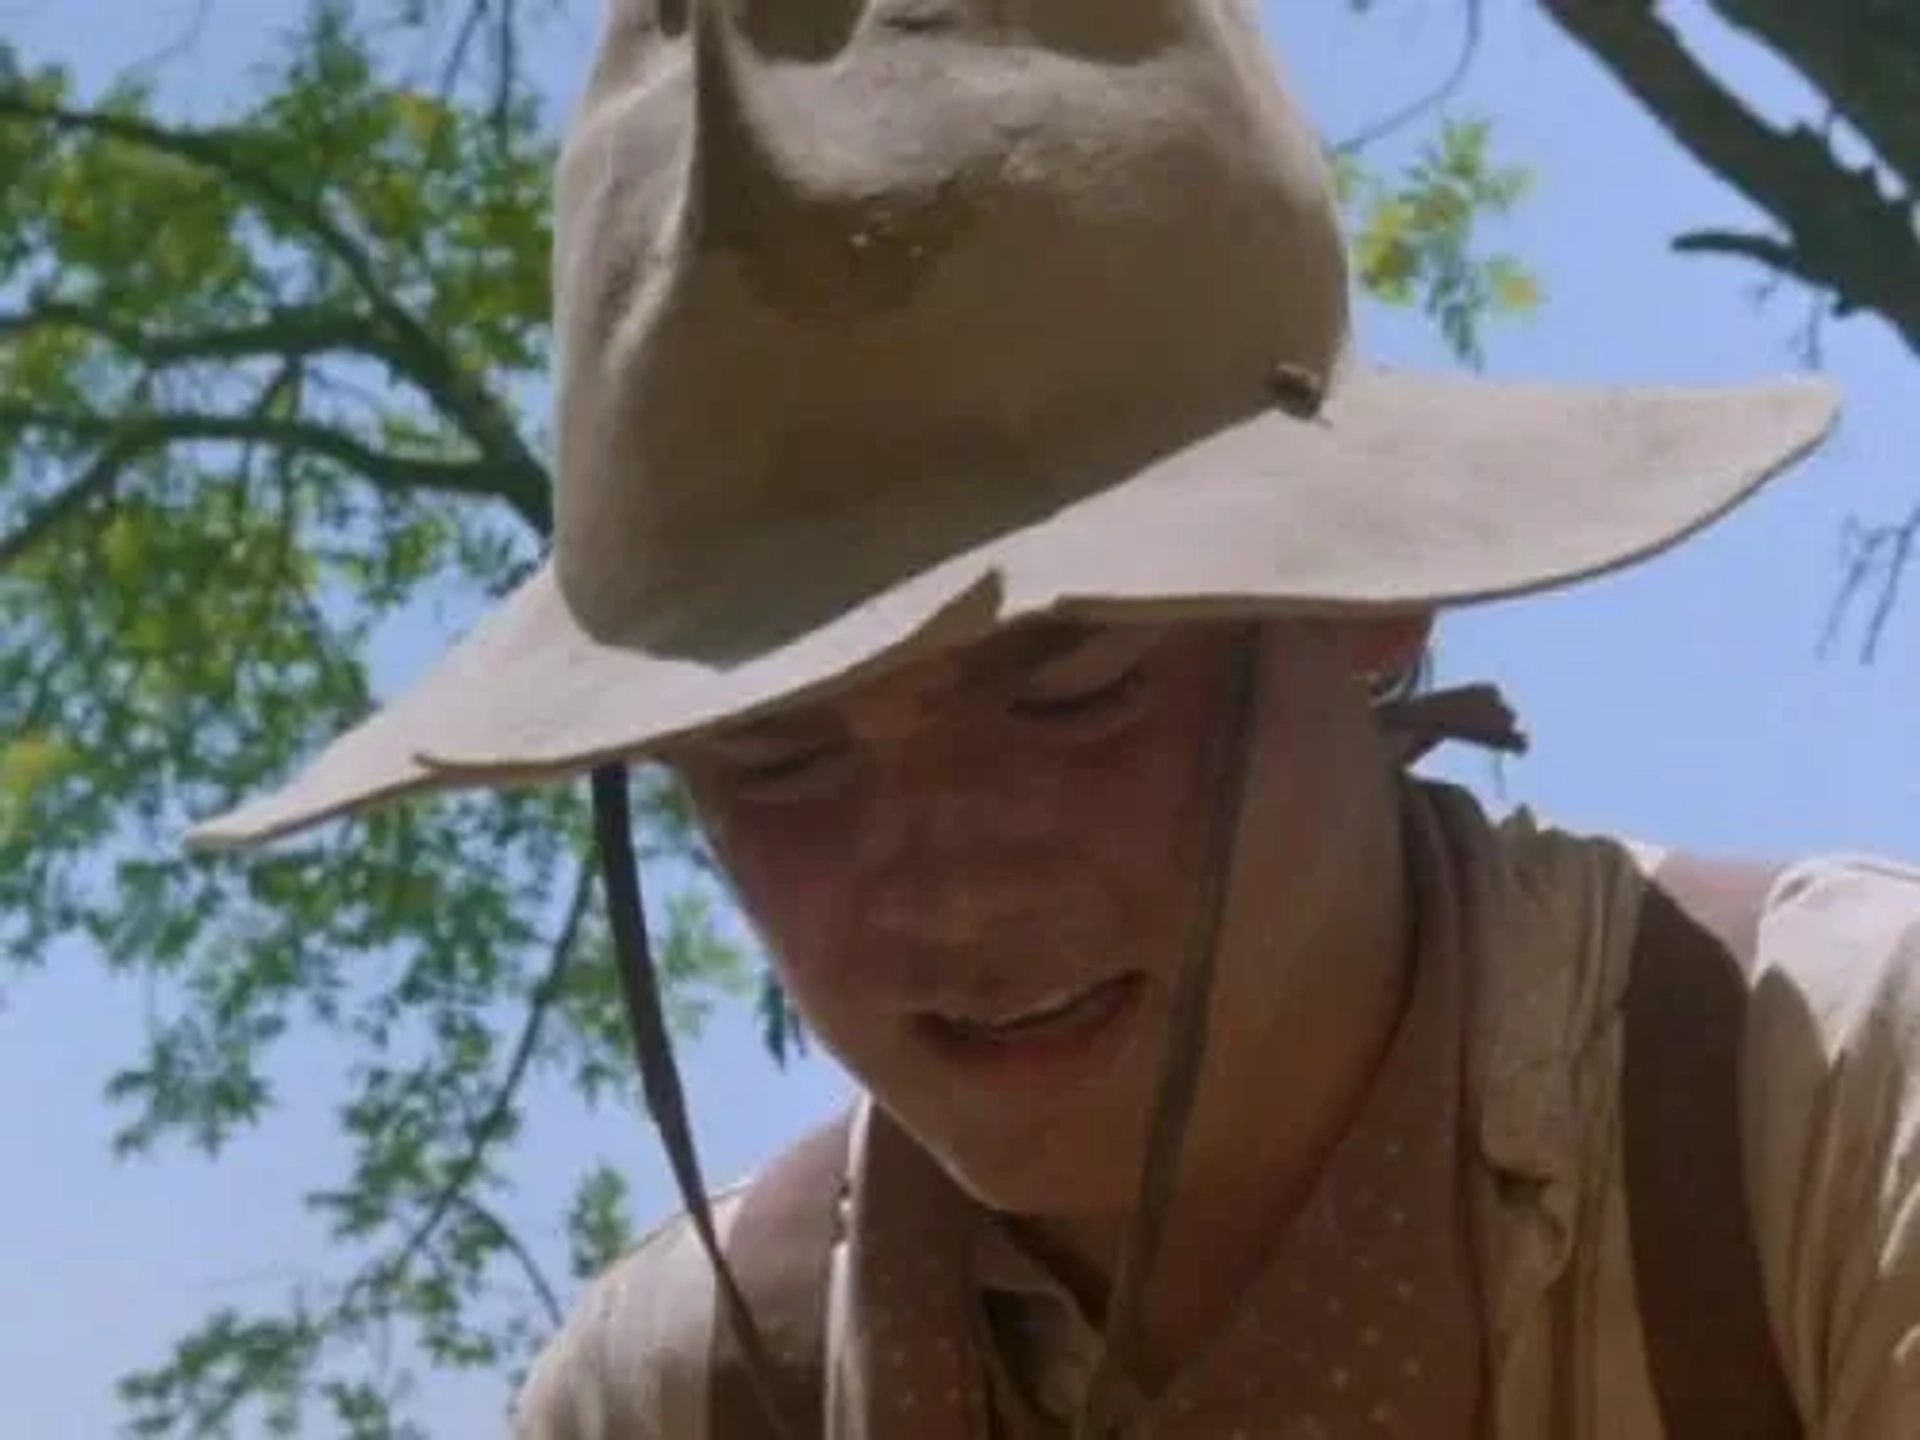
[1670,226,1834,289]
[458,1196,565,1328]
[494,0,522,140]
[0,448,123,572]
[0,403,537,513]
[441,0,494,101]
[1336,0,1487,154]
[1711,0,1920,187]
[366,855,592,1309]
[0,95,553,531]
[1540,0,1920,357]
[0,301,385,369]
[1826,500,1920,663]
[125,0,217,81]
[1675,228,1833,361]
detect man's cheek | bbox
[755,896,863,997]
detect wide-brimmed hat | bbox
[187,0,1837,852]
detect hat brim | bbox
[186,366,1837,851]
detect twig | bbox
[440,0,493,100]
[372,855,595,1297]
[1335,0,1487,155]
[458,1196,566,1327]
[1825,502,1920,664]
[0,449,123,572]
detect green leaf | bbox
[1337,115,1540,365]
[565,1166,637,1282]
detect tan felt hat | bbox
[188,0,1838,851]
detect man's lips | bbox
[920,973,1139,1034]
[913,973,1146,1080]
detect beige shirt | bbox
[511,785,1920,1437]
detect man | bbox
[189,1,1920,1436]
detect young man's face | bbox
[672,614,1424,1222]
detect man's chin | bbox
[925,1124,1143,1224]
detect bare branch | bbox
[1540,0,1920,357]
[494,0,521,138]
[458,1196,565,1327]
[432,0,530,134]
[1711,0,1920,186]
[440,0,493,100]
[1825,503,1920,664]
[1335,0,1487,155]
[375,857,592,1295]
[1672,227,1801,272]
[124,0,219,85]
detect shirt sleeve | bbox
[1744,856,1920,1438]
[510,1197,740,1439]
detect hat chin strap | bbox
[1071,622,1266,1436]
[1074,675,1526,1436]
[589,674,1525,1440]
[590,766,806,1440]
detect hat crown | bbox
[553,0,1351,644]
[192,0,1836,851]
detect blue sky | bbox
[3,1,1917,1435]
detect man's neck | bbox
[1014,803,1419,1389]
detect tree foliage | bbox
[0,3,1534,1434]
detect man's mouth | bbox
[917,974,1145,1075]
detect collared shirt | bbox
[511,781,1920,1438]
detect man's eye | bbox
[1009,665,1144,722]
[728,743,849,797]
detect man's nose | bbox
[858,750,1056,942]
[856,722,1048,851]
